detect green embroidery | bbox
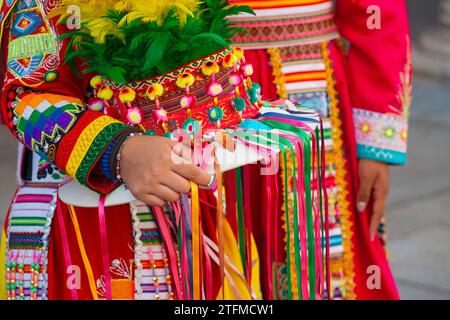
[7,33,57,61]
[75,123,131,188]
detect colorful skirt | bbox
[239,40,399,299]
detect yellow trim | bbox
[267,47,288,99]
[321,41,356,299]
[65,116,121,179]
[0,228,7,300]
[68,205,99,300]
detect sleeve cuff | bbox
[353,108,408,165]
[54,110,133,194]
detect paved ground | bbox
[0,74,449,299]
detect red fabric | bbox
[48,201,133,300]
[243,50,278,101]
[335,0,411,115]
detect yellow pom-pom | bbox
[119,87,136,103]
[176,72,195,88]
[146,83,164,100]
[90,75,103,89]
[97,86,114,100]
[232,47,244,60]
[201,60,220,76]
[222,53,238,68]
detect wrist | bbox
[115,132,145,183]
[99,130,141,182]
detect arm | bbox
[335,0,412,166]
[0,1,133,194]
[1,1,210,201]
[335,0,412,239]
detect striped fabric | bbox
[131,201,173,300]
[230,0,338,49]
[232,3,348,294]
[5,185,58,300]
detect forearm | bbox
[4,87,133,194]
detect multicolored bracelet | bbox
[116,132,144,184]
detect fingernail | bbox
[357,201,366,213]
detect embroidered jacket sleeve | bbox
[0,0,133,194]
[335,0,412,165]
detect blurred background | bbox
[1,0,450,299]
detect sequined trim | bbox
[267,47,288,99]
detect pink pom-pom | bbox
[241,64,254,77]
[127,107,144,125]
[152,108,168,124]
[207,82,223,97]
[180,94,197,109]
[228,73,242,87]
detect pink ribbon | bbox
[98,196,112,300]
[56,199,79,300]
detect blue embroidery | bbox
[7,54,43,77]
[15,0,37,11]
[11,10,42,37]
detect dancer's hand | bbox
[119,135,210,207]
[356,159,390,241]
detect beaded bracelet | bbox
[100,142,116,180]
[108,131,136,180]
[116,132,144,183]
[99,131,136,181]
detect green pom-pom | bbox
[44,71,58,83]
[247,83,262,104]
[232,97,246,112]
[207,107,224,123]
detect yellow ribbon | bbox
[68,205,99,300]
[191,181,201,300]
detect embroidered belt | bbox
[229,0,338,49]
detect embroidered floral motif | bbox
[353,108,408,165]
[389,35,412,120]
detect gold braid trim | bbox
[286,150,299,299]
[267,48,288,99]
[321,41,356,300]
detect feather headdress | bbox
[60,0,254,83]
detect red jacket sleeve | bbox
[335,0,412,165]
[0,0,132,194]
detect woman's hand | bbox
[119,135,211,207]
[357,159,390,241]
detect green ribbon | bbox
[261,120,317,300]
